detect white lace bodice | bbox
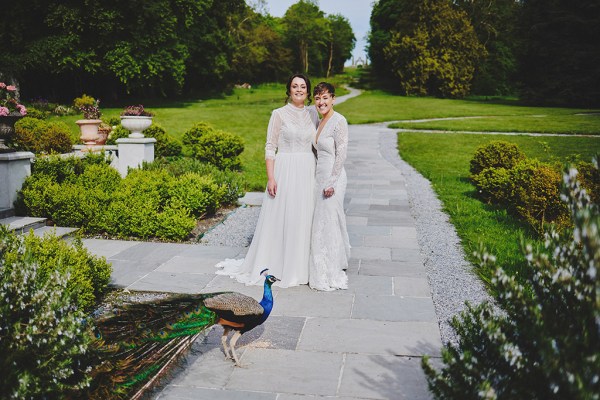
[314,112,348,189]
[265,104,319,159]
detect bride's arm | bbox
[324,116,349,194]
[265,110,282,196]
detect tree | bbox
[324,14,356,77]
[454,0,521,96]
[282,0,327,74]
[228,6,293,83]
[379,0,486,98]
[0,0,247,100]
[518,0,600,107]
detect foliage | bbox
[121,104,153,117]
[183,122,244,170]
[509,158,570,233]
[282,0,328,75]
[379,0,486,98]
[22,107,48,120]
[576,160,600,204]
[323,14,356,77]
[13,117,74,154]
[167,173,222,217]
[144,157,245,205]
[454,0,520,96]
[140,124,182,158]
[518,0,600,107]
[422,164,600,399]
[470,140,526,176]
[73,94,97,110]
[0,227,94,399]
[0,82,27,116]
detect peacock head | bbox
[260,268,280,286]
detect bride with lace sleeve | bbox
[309,82,351,291]
[215,74,319,288]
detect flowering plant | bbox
[79,99,101,119]
[0,82,27,117]
[121,104,154,117]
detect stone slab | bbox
[273,288,354,318]
[352,295,437,322]
[394,277,432,297]
[82,239,140,259]
[298,318,442,356]
[226,348,343,396]
[127,271,215,293]
[359,260,426,278]
[338,354,432,400]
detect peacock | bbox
[86,269,279,399]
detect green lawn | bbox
[336,90,600,135]
[396,132,600,287]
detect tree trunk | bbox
[327,41,333,78]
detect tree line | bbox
[0,0,354,102]
[368,0,600,107]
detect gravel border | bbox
[379,125,494,345]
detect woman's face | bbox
[314,90,334,116]
[289,77,308,105]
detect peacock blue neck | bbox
[258,280,274,323]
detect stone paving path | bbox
[82,119,443,399]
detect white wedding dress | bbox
[309,112,351,291]
[216,103,319,287]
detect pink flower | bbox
[17,104,27,116]
[6,85,16,91]
[0,107,9,116]
[0,82,5,89]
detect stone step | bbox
[0,216,79,239]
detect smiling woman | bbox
[216,73,320,288]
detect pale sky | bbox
[257,0,374,64]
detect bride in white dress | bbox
[309,82,351,291]
[216,74,319,287]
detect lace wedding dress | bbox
[216,103,319,287]
[309,112,351,291]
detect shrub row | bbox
[470,141,598,233]
[17,155,245,241]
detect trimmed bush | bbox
[510,159,570,232]
[471,166,512,204]
[13,118,73,154]
[73,94,96,110]
[470,140,526,176]
[0,226,100,398]
[168,173,222,217]
[422,164,600,399]
[144,157,245,205]
[23,107,49,120]
[577,160,600,204]
[142,124,182,158]
[183,122,244,170]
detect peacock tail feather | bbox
[81,292,229,400]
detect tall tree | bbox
[518,0,600,107]
[455,0,521,96]
[324,14,356,77]
[373,0,485,98]
[282,0,327,74]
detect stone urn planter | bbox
[0,115,23,151]
[120,116,153,138]
[76,119,102,145]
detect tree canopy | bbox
[0,0,355,101]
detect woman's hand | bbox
[323,187,334,198]
[267,178,277,197]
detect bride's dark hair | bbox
[285,74,312,105]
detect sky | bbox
[258,0,374,64]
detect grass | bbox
[336,90,600,135]
[396,132,600,286]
